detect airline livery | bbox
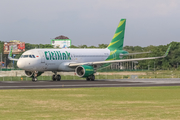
[8,19,171,81]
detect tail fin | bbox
[107,19,126,50]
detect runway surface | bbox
[1,78,180,89]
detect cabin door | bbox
[38,51,45,63]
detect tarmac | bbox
[1,78,180,89]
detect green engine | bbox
[75,65,94,77]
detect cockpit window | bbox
[24,55,29,58]
[20,55,36,58]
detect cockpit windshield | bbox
[21,55,36,58]
[24,55,28,58]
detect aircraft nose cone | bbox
[17,60,24,69]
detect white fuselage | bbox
[17,48,110,72]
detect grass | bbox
[0,86,180,119]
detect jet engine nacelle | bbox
[25,71,43,78]
[25,71,34,77]
[75,65,94,77]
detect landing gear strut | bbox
[86,75,95,81]
[52,72,61,81]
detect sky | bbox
[0,0,180,47]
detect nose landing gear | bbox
[32,71,38,82]
[32,77,37,82]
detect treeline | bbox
[25,43,53,50]
[70,44,108,48]
[0,41,179,70]
[123,41,180,70]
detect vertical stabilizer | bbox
[107,19,126,50]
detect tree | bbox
[78,45,87,48]
[98,44,108,48]
[69,45,78,48]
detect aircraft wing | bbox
[8,46,19,61]
[69,45,171,67]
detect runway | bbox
[1,78,180,89]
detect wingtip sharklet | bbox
[164,45,171,57]
[8,46,13,58]
[8,46,18,61]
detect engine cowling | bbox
[25,71,43,78]
[75,65,94,77]
[25,71,34,77]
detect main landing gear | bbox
[86,75,95,81]
[52,72,61,81]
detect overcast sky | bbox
[0,0,180,47]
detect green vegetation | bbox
[25,43,53,51]
[0,86,180,119]
[69,44,108,48]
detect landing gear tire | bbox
[86,78,90,81]
[90,75,95,81]
[32,77,37,82]
[56,75,61,81]
[86,75,95,81]
[52,74,61,81]
[52,75,56,81]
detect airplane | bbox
[8,19,171,81]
